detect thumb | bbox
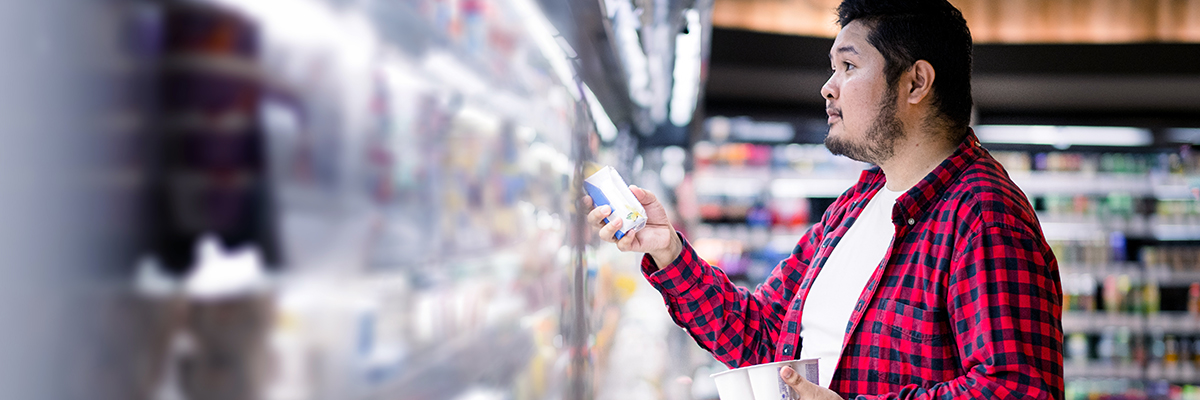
[780,367,813,394]
[628,185,658,206]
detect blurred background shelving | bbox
[641,2,1200,399]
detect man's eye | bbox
[844,62,855,70]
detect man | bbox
[586,0,1064,399]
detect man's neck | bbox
[877,130,960,192]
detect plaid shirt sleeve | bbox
[856,224,1064,400]
[640,224,825,368]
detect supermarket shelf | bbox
[1064,362,1143,380]
[1156,182,1199,202]
[1064,351,1200,385]
[696,168,1200,200]
[1145,364,1200,385]
[1012,172,1150,196]
[1011,172,1197,199]
[373,325,535,399]
[692,167,863,198]
[1058,262,1143,275]
[1145,269,1200,287]
[770,176,859,198]
[692,167,771,197]
[1038,215,1200,241]
[1064,364,1200,386]
[1065,362,1200,386]
[1058,263,1200,287]
[1011,172,1151,196]
[1146,313,1200,334]
[1150,223,1200,241]
[1063,312,1200,334]
[1037,214,1151,239]
[1062,312,1147,334]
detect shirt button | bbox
[783,344,793,356]
[907,218,915,225]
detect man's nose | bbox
[821,76,837,100]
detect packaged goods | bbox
[584,166,647,240]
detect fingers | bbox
[598,218,624,243]
[581,195,594,208]
[781,367,808,394]
[781,366,800,386]
[783,366,843,400]
[587,205,612,227]
[615,227,637,251]
[629,185,658,206]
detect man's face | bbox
[821,20,904,165]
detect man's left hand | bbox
[781,367,843,400]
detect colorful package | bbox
[584,166,647,240]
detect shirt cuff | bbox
[641,232,703,296]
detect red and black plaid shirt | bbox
[643,132,1064,399]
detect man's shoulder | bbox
[955,155,1023,200]
[949,153,1041,234]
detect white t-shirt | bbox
[798,186,903,388]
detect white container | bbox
[583,166,647,240]
[710,359,819,400]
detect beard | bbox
[824,87,905,165]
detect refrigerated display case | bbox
[0,0,715,396]
[37,0,732,399]
[52,0,714,399]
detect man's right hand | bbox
[585,185,682,270]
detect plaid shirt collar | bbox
[855,129,984,226]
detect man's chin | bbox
[824,127,843,145]
[823,134,846,155]
[825,134,873,164]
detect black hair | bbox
[837,0,973,139]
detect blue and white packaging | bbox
[584,166,647,240]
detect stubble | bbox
[825,86,905,165]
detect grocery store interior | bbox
[3,0,1200,399]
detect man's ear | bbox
[906,60,935,105]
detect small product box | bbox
[584,166,647,240]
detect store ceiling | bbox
[712,0,1200,44]
[703,27,1200,127]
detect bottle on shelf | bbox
[1167,335,1181,371]
[1190,283,1200,317]
[1067,332,1088,366]
[1104,275,1122,315]
[1116,327,1133,367]
[1146,278,1162,315]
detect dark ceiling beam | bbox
[708,27,1200,75]
[704,27,1200,125]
